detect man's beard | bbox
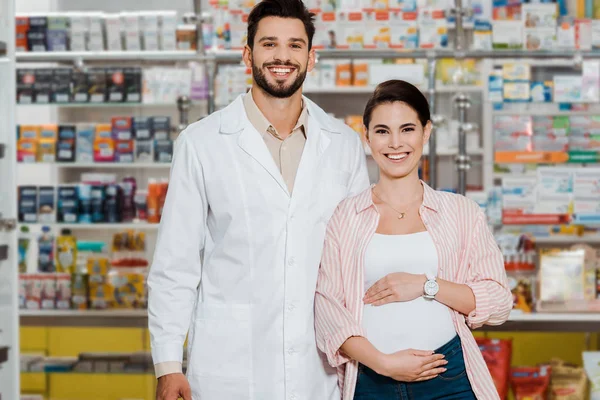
[252,60,307,99]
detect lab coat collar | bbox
[355,180,441,214]
[218,94,343,135]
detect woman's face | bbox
[365,101,431,180]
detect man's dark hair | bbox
[247,0,316,50]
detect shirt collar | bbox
[355,180,440,214]
[243,89,308,138]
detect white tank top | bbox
[362,232,457,354]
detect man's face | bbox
[243,16,315,99]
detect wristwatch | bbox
[423,273,439,300]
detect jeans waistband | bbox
[434,334,461,356]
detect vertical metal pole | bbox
[455,93,471,195]
[177,95,191,130]
[427,58,438,189]
[207,61,217,114]
[453,0,465,52]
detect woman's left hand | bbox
[364,273,427,306]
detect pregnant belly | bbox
[362,298,457,354]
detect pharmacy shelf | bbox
[17,101,207,108]
[304,85,481,95]
[426,148,484,156]
[20,309,148,328]
[534,236,600,245]
[214,49,600,63]
[18,309,600,330]
[16,50,202,62]
[18,162,171,169]
[493,172,537,179]
[493,108,600,116]
[20,222,159,231]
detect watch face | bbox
[425,280,439,296]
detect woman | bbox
[314,80,512,400]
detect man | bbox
[148,0,369,398]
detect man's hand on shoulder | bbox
[156,373,192,400]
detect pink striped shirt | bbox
[314,182,513,400]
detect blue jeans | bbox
[354,335,476,400]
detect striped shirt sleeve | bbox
[464,210,513,329]
[315,208,366,368]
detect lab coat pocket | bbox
[188,303,252,379]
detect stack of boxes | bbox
[16,116,173,165]
[17,66,142,104]
[16,11,180,53]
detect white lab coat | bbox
[148,94,369,400]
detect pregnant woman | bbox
[314,80,512,400]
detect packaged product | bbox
[90,282,112,310]
[93,138,116,162]
[40,273,56,310]
[508,275,535,313]
[55,273,71,310]
[18,226,31,273]
[108,271,147,309]
[111,231,148,268]
[510,365,552,400]
[37,138,56,163]
[71,272,89,310]
[583,352,600,399]
[37,226,54,273]
[147,180,160,223]
[17,139,37,163]
[56,229,77,274]
[549,359,587,399]
[19,274,27,308]
[476,338,512,399]
[26,274,42,310]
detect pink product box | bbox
[532,135,570,152]
[495,135,533,152]
[493,116,533,138]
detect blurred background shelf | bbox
[16,50,201,62]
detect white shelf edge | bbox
[19,222,159,230]
[492,108,600,116]
[19,309,147,317]
[534,236,600,244]
[18,162,171,169]
[17,309,600,323]
[304,85,482,94]
[16,50,202,62]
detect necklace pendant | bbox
[398,212,406,219]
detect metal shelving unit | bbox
[18,309,600,331]
[0,0,19,397]
[16,50,202,62]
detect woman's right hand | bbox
[376,349,448,382]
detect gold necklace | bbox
[372,186,420,220]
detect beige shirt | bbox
[154,92,308,379]
[243,90,308,194]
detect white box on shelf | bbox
[104,14,122,51]
[593,20,600,49]
[502,176,537,214]
[68,12,88,52]
[554,75,584,103]
[524,28,556,51]
[492,20,523,49]
[557,17,575,49]
[573,168,600,225]
[522,3,557,29]
[319,60,336,88]
[368,63,424,87]
[140,12,160,51]
[582,60,600,103]
[576,19,592,50]
[121,12,141,51]
[337,11,365,49]
[535,167,573,215]
[160,11,178,50]
[87,12,105,51]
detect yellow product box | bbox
[502,62,531,81]
[19,125,41,140]
[17,138,38,163]
[108,272,146,309]
[39,124,58,140]
[503,81,531,102]
[87,257,110,284]
[89,282,113,310]
[37,138,57,163]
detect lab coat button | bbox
[288,257,296,266]
[287,303,296,311]
[287,348,295,355]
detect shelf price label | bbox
[494,151,569,164]
[567,151,600,163]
